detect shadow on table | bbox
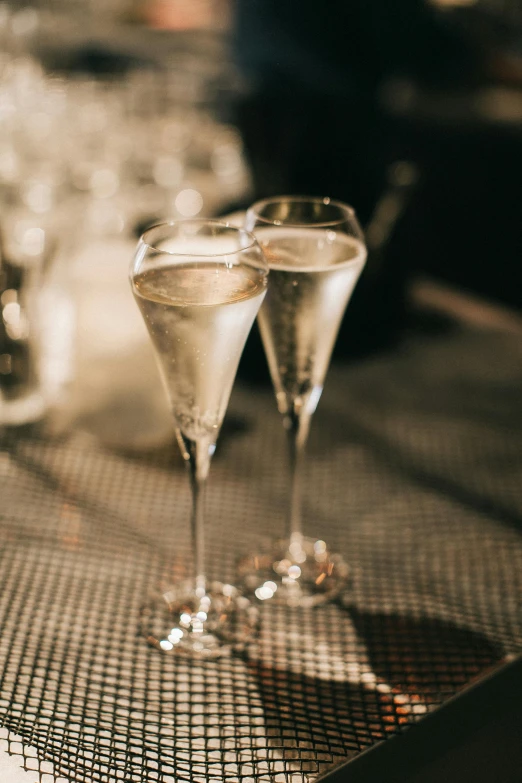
[246,610,504,773]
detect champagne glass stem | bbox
[180,433,213,593]
[285,408,312,541]
[189,468,206,594]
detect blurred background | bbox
[0,0,521,434]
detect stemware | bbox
[239,197,366,607]
[130,219,268,655]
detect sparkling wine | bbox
[132,262,266,442]
[256,227,366,418]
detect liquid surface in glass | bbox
[133,262,266,441]
[256,227,366,416]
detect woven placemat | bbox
[1,324,522,781]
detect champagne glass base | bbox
[238,535,350,608]
[140,580,259,658]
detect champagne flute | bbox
[130,220,268,656]
[239,197,366,607]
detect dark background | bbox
[232,0,522,358]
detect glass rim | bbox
[139,219,259,258]
[247,195,358,229]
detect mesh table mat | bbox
[1,323,522,782]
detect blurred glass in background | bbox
[0,0,250,441]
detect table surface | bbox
[2,293,522,782]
